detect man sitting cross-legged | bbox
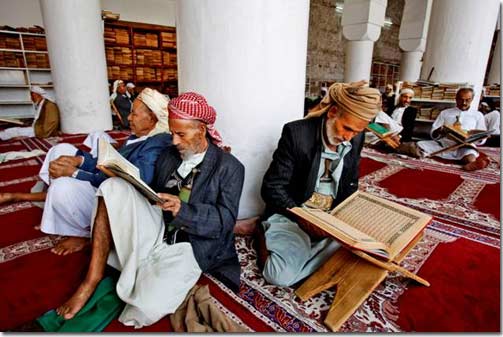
[256,81,381,287]
[56,92,245,328]
[0,88,172,255]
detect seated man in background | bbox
[390,88,418,142]
[256,81,380,287]
[0,88,171,255]
[110,80,132,129]
[399,87,489,171]
[382,83,396,115]
[480,100,500,147]
[0,86,60,140]
[56,92,245,329]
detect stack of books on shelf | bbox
[105,47,132,65]
[133,32,158,48]
[107,66,133,80]
[419,107,432,119]
[160,31,176,48]
[162,68,177,81]
[0,34,21,49]
[406,81,469,101]
[430,108,440,120]
[484,84,500,97]
[135,67,161,81]
[22,36,47,51]
[0,51,25,67]
[104,27,130,45]
[25,53,50,68]
[135,49,162,66]
[420,86,433,99]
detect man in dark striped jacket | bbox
[257,81,381,287]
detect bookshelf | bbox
[104,20,178,98]
[0,29,53,118]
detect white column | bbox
[487,14,501,85]
[421,0,500,107]
[398,0,432,82]
[177,0,310,218]
[40,0,112,133]
[342,0,387,82]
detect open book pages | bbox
[444,124,494,143]
[97,139,162,203]
[289,191,432,261]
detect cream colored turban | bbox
[137,88,170,136]
[306,80,381,122]
[400,88,415,96]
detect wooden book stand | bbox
[295,232,424,331]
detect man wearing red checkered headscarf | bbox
[168,92,223,148]
[56,91,245,327]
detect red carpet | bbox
[396,238,500,332]
[0,136,500,332]
[378,167,464,200]
[473,183,501,221]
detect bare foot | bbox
[0,193,14,205]
[56,281,98,319]
[51,237,89,256]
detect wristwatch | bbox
[71,169,79,178]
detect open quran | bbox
[444,124,494,144]
[97,139,162,203]
[289,191,432,261]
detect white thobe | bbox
[95,177,202,328]
[417,107,487,160]
[39,133,118,237]
[484,110,500,135]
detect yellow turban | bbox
[306,80,381,121]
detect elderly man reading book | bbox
[56,92,245,329]
[255,80,381,287]
[398,87,490,171]
[0,88,172,255]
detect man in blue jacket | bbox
[0,88,172,255]
[56,92,245,329]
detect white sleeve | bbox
[430,110,446,138]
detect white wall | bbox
[101,0,176,26]
[0,0,176,28]
[0,0,43,27]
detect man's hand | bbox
[55,155,84,168]
[157,193,182,217]
[48,156,84,179]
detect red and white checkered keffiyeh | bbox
[168,92,223,147]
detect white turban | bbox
[110,80,124,101]
[400,88,415,96]
[30,85,55,102]
[137,88,170,136]
[126,82,135,88]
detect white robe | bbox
[39,132,117,237]
[417,107,487,160]
[484,110,500,135]
[39,143,97,237]
[95,177,202,328]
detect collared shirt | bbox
[315,119,352,198]
[125,135,148,146]
[177,150,207,178]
